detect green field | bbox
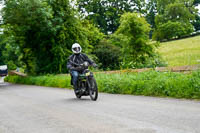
[158,35,200,67]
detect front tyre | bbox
[74,90,81,99]
[89,77,98,101]
[74,82,81,99]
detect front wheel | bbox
[74,89,81,99]
[74,82,81,99]
[88,77,98,101]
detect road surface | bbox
[0,83,199,133]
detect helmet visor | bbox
[73,47,80,53]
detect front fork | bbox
[86,73,94,90]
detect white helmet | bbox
[72,43,82,54]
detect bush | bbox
[153,21,194,41]
[119,52,167,69]
[96,71,200,99]
[115,12,159,68]
[192,15,200,32]
[93,40,122,70]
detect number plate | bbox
[86,72,90,76]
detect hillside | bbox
[158,35,200,67]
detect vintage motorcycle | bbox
[72,61,98,101]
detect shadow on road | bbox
[0,76,11,88]
[0,80,10,86]
[61,97,95,104]
[0,83,11,90]
[66,98,91,102]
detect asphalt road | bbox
[0,83,199,133]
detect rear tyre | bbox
[89,77,98,101]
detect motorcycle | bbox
[72,61,98,101]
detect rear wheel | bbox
[88,77,98,101]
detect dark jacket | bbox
[67,53,94,71]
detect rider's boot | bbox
[74,84,80,94]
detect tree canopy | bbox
[0,0,198,74]
[77,0,146,34]
[1,0,103,74]
[153,0,197,41]
[115,12,159,68]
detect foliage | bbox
[97,70,200,99]
[5,70,200,99]
[193,0,200,6]
[93,39,122,70]
[1,0,199,73]
[80,20,105,53]
[5,74,71,88]
[192,14,200,31]
[0,36,6,65]
[2,0,57,74]
[0,28,22,70]
[76,0,146,34]
[153,0,196,41]
[1,0,103,75]
[145,0,157,38]
[115,12,159,68]
[153,21,194,41]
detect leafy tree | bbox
[2,0,55,74]
[192,14,200,31]
[76,0,146,34]
[153,0,196,41]
[115,12,157,68]
[80,20,105,53]
[0,25,22,69]
[145,0,157,38]
[153,21,193,40]
[0,35,6,65]
[193,0,200,6]
[45,0,89,74]
[2,0,102,74]
[192,0,200,31]
[156,0,175,14]
[94,40,122,70]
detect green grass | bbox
[5,71,200,99]
[158,35,200,66]
[5,74,72,89]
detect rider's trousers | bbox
[70,70,79,88]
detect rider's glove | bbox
[92,63,98,68]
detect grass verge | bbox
[158,35,200,66]
[5,70,200,99]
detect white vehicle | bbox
[0,65,8,77]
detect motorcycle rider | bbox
[67,43,97,93]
